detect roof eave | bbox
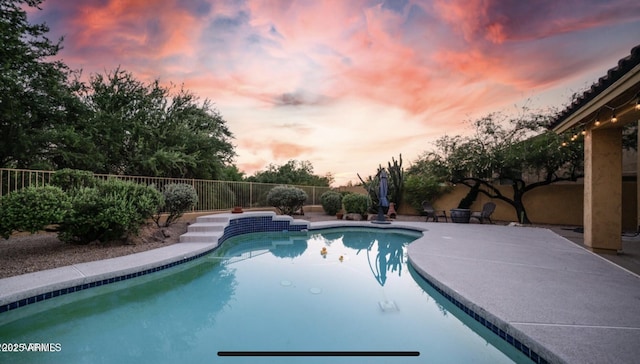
[552,63,640,134]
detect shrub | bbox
[51,169,97,191]
[266,186,307,215]
[98,179,163,221]
[58,179,163,244]
[404,175,451,212]
[0,186,71,239]
[342,193,371,215]
[320,191,342,215]
[155,183,198,227]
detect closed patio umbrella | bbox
[373,170,390,224]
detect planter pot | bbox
[231,206,244,214]
[450,208,471,223]
[336,213,344,220]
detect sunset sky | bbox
[31,0,640,186]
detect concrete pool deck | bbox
[1,212,640,363]
[403,221,640,364]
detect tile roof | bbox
[548,44,640,130]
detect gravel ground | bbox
[0,220,192,279]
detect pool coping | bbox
[0,212,307,310]
[2,214,639,363]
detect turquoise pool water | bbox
[0,228,529,363]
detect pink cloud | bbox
[28,0,640,182]
[75,1,198,56]
[237,160,267,175]
[43,0,205,81]
[432,0,640,44]
[238,139,313,160]
[269,142,313,159]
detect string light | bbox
[593,110,601,127]
[599,105,617,124]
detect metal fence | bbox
[0,168,332,212]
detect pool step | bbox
[181,217,228,244]
[179,212,310,244]
[180,231,223,244]
[186,222,226,233]
[196,216,230,223]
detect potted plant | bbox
[450,183,480,223]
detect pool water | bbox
[0,228,530,363]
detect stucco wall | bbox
[339,182,638,229]
[429,182,637,229]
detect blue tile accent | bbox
[1,214,308,316]
[412,269,549,364]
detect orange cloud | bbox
[237,160,267,175]
[67,0,202,64]
[238,139,313,160]
[269,142,313,159]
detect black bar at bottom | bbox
[218,351,419,357]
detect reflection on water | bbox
[324,229,409,286]
[227,230,411,286]
[0,257,238,364]
[0,228,525,364]
[368,239,406,286]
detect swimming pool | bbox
[0,227,530,363]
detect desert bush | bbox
[320,191,342,215]
[342,193,371,215]
[154,183,198,227]
[266,186,307,215]
[51,169,97,191]
[0,186,71,239]
[58,179,163,244]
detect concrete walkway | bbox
[406,222,640,364]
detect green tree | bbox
[78,68,235,178]
[0,2,236,176]
[423,110,583,224]
[0,0,88,169]
[220,165,245,181]
[248,160,332,186]
[404,153,451,212]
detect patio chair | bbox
[422,200,447,222]
[470,202,496,224]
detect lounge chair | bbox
[422,201,447,222]
[470,202,496,224]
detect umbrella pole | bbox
[375,205,386,222]
[372,204,391,224]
